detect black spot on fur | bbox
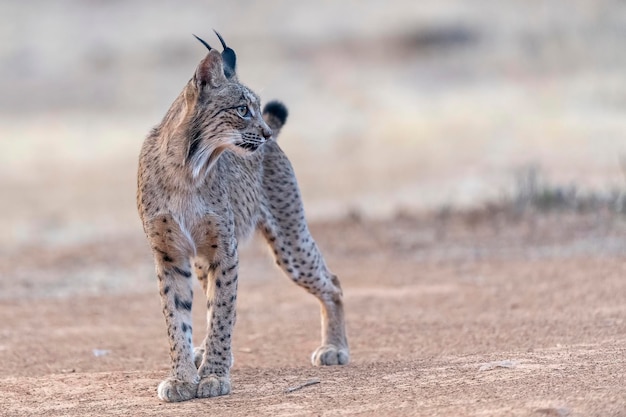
[173,266,192,278]
[175,295,192,311]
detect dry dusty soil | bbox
[1,211,625,416]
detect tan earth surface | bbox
[2,1,626,416]
[1,211,625,416]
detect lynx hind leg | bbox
[258,143,349,366]
[309,273,350,366]
[260,145,349,365]
[260,214,349,366]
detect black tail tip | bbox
[263,101,288,125]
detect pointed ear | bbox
[213,30,237,79]
[195,50,227,89]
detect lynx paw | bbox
[196,375,231,398]
[311,344,350,366]
[157,377,198,402]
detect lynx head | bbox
[183,31,273,177]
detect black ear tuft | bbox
[193,34,212,51]
[213,30,237,78]
[263,101,288,126]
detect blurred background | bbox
[1,0,625,249]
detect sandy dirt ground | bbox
[1,211,625,416]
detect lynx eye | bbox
[236,105,250,118]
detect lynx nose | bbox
[261,126,273,140]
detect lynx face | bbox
[184,51,273,177]
[191,85,272,157]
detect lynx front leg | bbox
[196,237,239,398]
[147,216,198,402]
